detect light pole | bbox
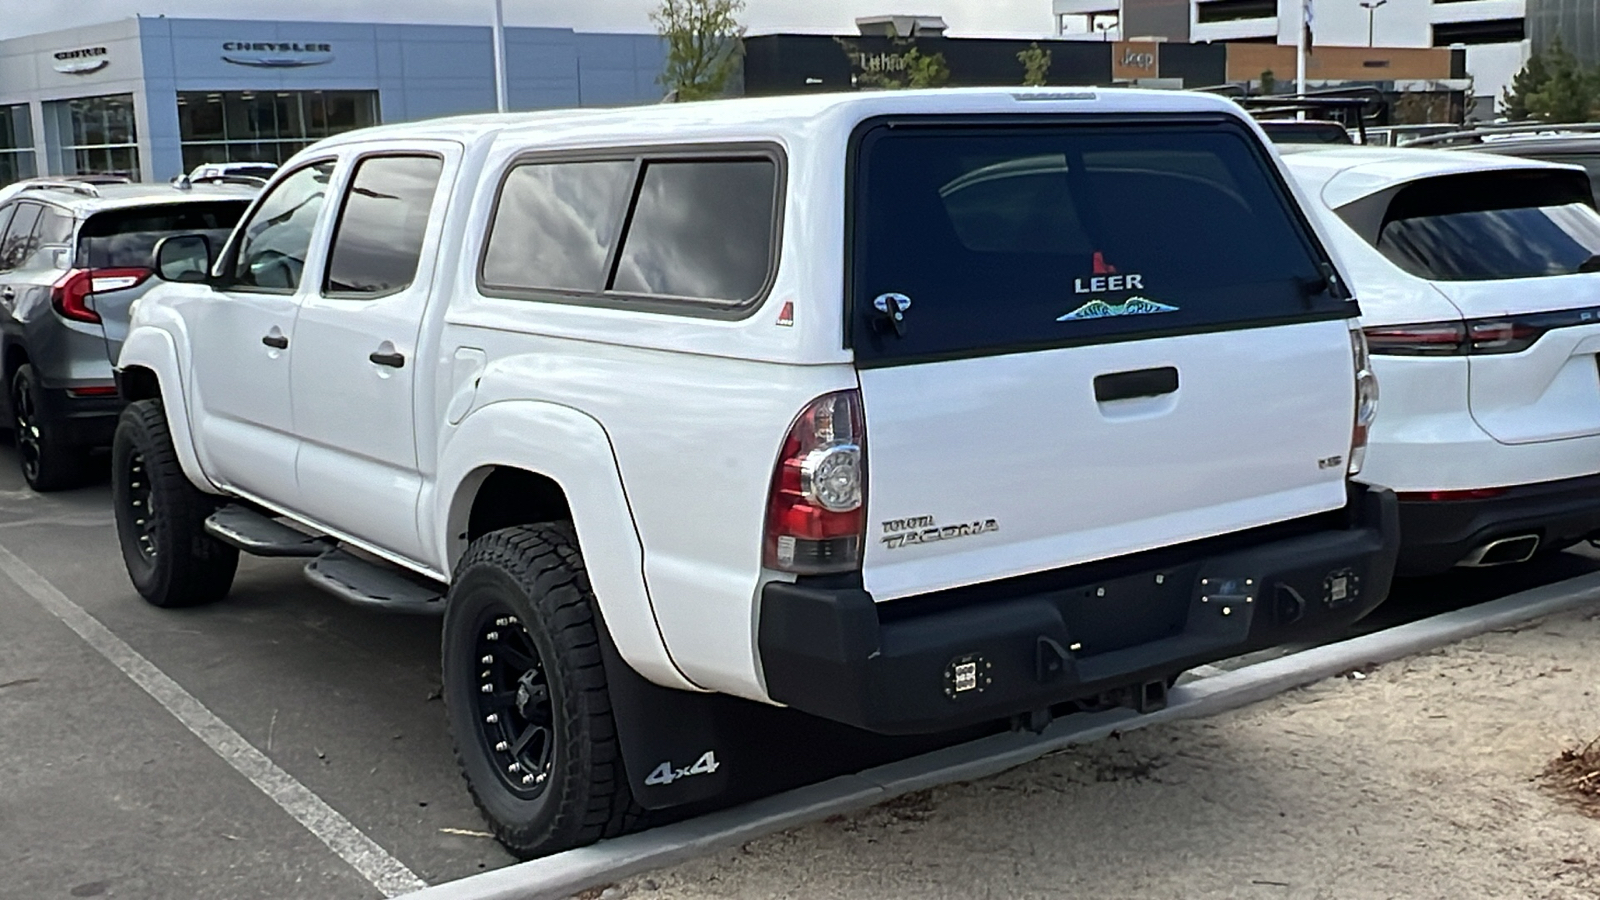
[491,0,508,113]
[1359,0,1388,49]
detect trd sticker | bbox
[1057,296,1178,321]
[643,750,720,787]
[881,516,1000,549]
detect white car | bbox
[1283,145,1600,576]
[115,88,1397,857]
[186,161,277,182]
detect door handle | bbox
[261,334,288,350]
[1094,366,1179,403]
[369,350,405,368]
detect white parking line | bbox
[0,543,427,898]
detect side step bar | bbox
[304,549,445,616]
[205,505,333,557]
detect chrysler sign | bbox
[221,42,334,68]
[53,46,109,74]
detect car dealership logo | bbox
[221,42,334,68]
[53,46,108,74]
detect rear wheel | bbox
[112,399,238,607]
[11,364,88,492]
[442,523,644,858]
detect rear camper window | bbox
[1339,169,1600,282]
[849,119,1347,363]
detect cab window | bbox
[230,159,336,291]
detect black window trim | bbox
[216,154,340,295]
[475,142,787,321]
[842,112,1357,368]
[320,149,448,301]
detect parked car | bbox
[1407,123,1600,204]
[0,178,255,489]
[114,88,1398,858]
[187,161,278,182]
[1281,145,1600,575]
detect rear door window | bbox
[850,119,1346,364]
[1338,169,1600,282]
[78,201,247,270]
[323,154,445,297]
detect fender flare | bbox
[435,399,700,693]
[117,326,217,494]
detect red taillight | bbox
[51,268,150,324]
[1362,321,1466,356]
[66,385,118,397]
[763,390,866,574]
[1396,488,1509,502]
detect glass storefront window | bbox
[177,90,378,174]
[0,104,38,188]
[44,94,139,181]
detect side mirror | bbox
[153,234,213,284]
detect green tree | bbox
[651,0,746,101]
[1017,42,1052,87]
[1259,69,1276,95]
[1526,38,1599,122]
[1500,51,1549,120]
[905,48,951,88]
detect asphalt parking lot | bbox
[2,445,1599,900]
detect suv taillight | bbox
[1349,329,1378,476]
[1364,312,1568,357]
[51,268,150,324]
[763,390,865,574]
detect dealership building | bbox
[0,16,667,185]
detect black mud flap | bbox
[594,618,732,810]
[593,608,997,812]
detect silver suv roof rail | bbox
[14,175,132,198]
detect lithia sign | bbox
[221,41,335,68]
[52,46,109,74]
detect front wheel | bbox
[111,399,238,607]
[442,523,644,859]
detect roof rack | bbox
[1192,85,1388,144]
[15,178,111,198]
[1404,121,1600,148]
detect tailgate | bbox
[849,116,1358,600]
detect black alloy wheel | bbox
[470,606,556,798]
[111,399,238,607]
[443,523,645,858]
[10,364,86,491]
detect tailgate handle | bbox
[1094,366,1178,403]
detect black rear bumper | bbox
[1396,473,1600,576]
[758,486,1399,734]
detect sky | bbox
[0,0,1058,41]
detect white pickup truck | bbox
[113,88,1399,858]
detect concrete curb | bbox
[400,570,1600,900]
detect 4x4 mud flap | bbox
[594,609,992,811]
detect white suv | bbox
[114,88,1397,857]
[1283,146,1600,576]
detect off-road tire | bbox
[112,399,238,607]
[11,364,90,491]
[443,523,645,859]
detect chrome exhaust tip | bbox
[1460,534,1540,568]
